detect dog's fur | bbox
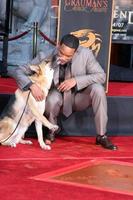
[0,60,58,150]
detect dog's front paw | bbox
[40,141,51,150]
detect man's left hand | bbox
[57,78,76,92]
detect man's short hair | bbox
[60,34,79,50]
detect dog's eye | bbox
[45,60,50,64]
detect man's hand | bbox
[30,83,45,101]
[57,78,76,92]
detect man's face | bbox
[57,43,76,65]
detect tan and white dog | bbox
[0,59,58,150]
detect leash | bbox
[0,91,31,144]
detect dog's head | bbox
[29,59,54,88]
[30,59,53,76]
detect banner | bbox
[112,0,133,43]
[57,0,114,89]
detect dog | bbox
[0,59,58,150]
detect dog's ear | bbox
[30,64,41,75]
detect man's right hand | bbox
[29,83,45,101]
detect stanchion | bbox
[0,20,56,77]
[0,0,13,77]
[32,22,38,58]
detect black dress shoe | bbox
[45,127,61,143]
[96,135,118,150]
[45,132,55,142]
